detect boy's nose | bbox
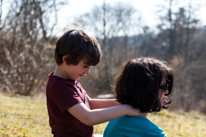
[85,68,90,75]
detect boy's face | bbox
[64,58,91,80]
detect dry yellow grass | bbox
[0,93,51,137]
[0,93,206,137]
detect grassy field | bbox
[0,93,206,137]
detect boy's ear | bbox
[62,55,69,65]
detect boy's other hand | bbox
[124,105,144,116]
[115,101,122,106]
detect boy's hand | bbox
[115,100,122,106]
[124,104,144,116]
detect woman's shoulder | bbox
[120,116,166,136]
[133,116,166,137]
[108,116,156,130]
[142,127,166,137]
[104,116,166,137]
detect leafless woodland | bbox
[0,0,206,113]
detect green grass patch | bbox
[0,93,206,137]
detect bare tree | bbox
[156,0,200,60]
[0,0,65,95]
[71,2,142,94]
[0,0,2,24]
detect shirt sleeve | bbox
[52,83,83,113]
[142,128,167,137]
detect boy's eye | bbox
[83,66,88,68]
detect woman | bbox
[103,57,173,137]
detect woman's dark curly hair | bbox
[113,57,174,113]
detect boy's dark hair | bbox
[113,57,174,113]
[55,29,102,66]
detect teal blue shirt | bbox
[103,116,166,137]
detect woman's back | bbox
[103,57,173,137]
[103,116,166,137]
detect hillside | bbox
[0,93,206,137]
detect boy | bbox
[46,29,141,137]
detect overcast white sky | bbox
[55,0,206,36]
[2,0,206,36]
[55,0,166,35]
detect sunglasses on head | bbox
[159,83,169,91]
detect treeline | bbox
[0,0,206,113]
